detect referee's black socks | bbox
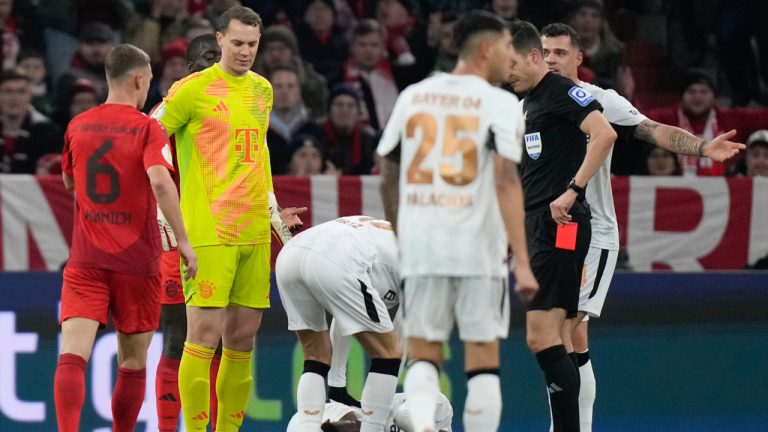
[536,344,580,432]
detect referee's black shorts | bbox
[525,201,592,317]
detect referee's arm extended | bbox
[550,111,617,225]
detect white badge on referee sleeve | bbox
[524,132,542,160]
[568,86,596,107]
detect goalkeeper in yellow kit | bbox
[152,6,305,431]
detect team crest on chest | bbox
[525,132,542,160]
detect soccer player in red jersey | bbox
[154,33,223,432]
[54,44,198,432]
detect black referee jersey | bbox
[520,72,603,211]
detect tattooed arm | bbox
[634,120,745,162]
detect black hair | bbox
[453,10,507,55]
[509,20,542,55]
[541,23,582,51]
[186,34,218,62]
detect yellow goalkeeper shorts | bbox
[182,243,271,309]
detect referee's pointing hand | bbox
[550,189,578,225]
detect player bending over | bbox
[276,216,403,432]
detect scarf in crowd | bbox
[676,105,723,175]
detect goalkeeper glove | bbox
[269,191,294,246]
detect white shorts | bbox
[402,275,510,342]
[275,245,393,336]
[579,247,619,319]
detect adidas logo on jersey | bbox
[158,392,177,402]
[212,101,230,114]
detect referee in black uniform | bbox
[507,21,617,432]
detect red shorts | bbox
[61,266,161,334]
[160,250,184,305]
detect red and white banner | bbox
[0,175,765,272]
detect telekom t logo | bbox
[234,128,260,163]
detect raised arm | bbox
[634,120,745,162]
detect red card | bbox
[555,222,578,251]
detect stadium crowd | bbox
[0,0,766,178]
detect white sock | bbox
[464,372,502,432]
[360,372,398,432]
[296,372,325,432]
[404,361,440,432]
[579,357,596,432]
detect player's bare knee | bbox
[465,341,500,370]
[297,330,332,364]
[408,338,444,365]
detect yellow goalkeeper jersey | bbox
[153,63,274,246]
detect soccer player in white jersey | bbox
[275,215,403,432]
[540,23,747,432]
[286,393,454,432]
[377,11,538,432]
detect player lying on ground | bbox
[276,216,403,432]
[287,392,454,432]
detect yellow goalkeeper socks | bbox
[178,342,215,432]
[215,348,253,432]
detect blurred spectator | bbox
[0,0,19,69]
[17,50,54,116]
[267,66,320,174]
[295,0,349,85]
[644,146,681,176]
[144,38,188,113]
[429,12,458,74]
[254,25,328,118]
[568,0,632,97]
[343,19,398,130]
[286,134,338,176]
[728,130,768,177]
[315,83,377,174]
[644,69,768,176]
[188,0,207,17]
[204,0,238,29]
[130,0,188,63]
[666,0,718,73]
[54,78,100,130]
[375,0,435,86]
[57,22,117,104]
[715,1,768,107]
[74,0,137,36]
[245,0,303,28]
[0,70,62,174]
[489,0,519,21]
[183,16,215,41]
